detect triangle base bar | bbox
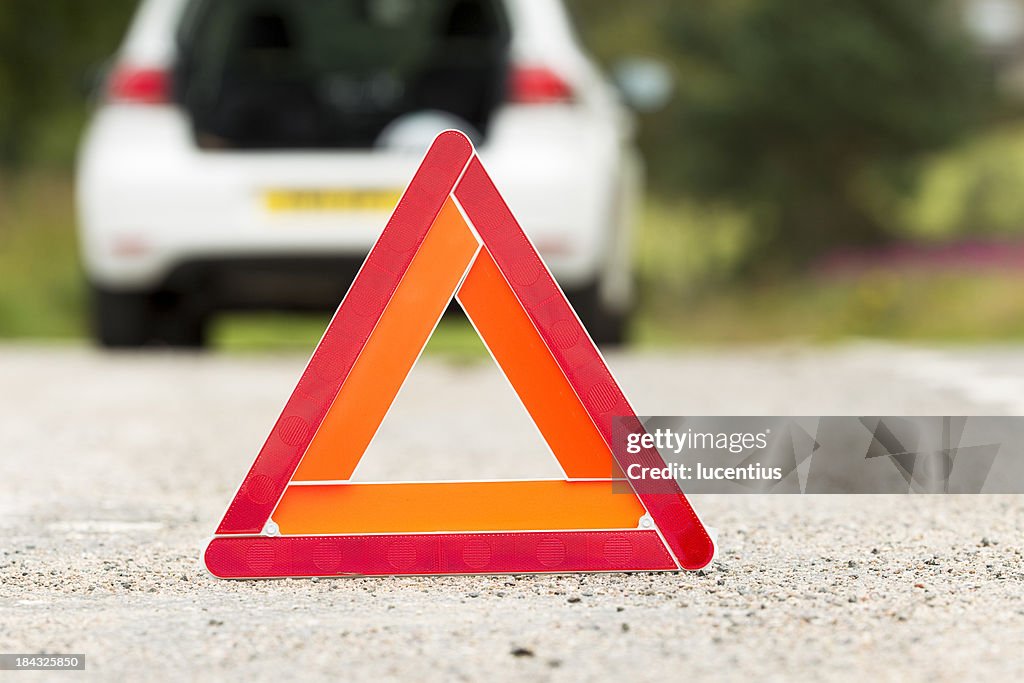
[205,531,677,578]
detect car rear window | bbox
[175,0,510,149]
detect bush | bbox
[572,0,993,270]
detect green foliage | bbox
[902,122,1024,238]
[0,173,84,337]
[0,0,137,166]
[634,269,1024,346]
[570,0,993,269]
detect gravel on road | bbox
[1,343,1022,681]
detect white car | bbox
[77,0,665,347]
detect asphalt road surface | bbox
[2,343,1023,681]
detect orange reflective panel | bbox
[273,480,645,534]
[292,198,478,481]
[457,248,617,478]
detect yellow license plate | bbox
[264,189,402,213]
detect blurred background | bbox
[3,0,1024,351]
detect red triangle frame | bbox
[204,131,716,577]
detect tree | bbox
[572,0,992,269]
[0,1,137,167]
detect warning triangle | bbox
[204,131,716,577]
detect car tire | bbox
[568,281,630,348]
[91,285,209,349]
[154,298,209,348]
[91,285,156,348]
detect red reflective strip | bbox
[204,531,676,578]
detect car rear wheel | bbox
[91,285,208,349]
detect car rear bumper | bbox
[77,106,623,295]
[156,255,365,312]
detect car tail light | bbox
[107,66,170,104]
[508,65,574,104]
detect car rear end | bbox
[77,0,634,347]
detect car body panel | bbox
[77,0,639,311]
